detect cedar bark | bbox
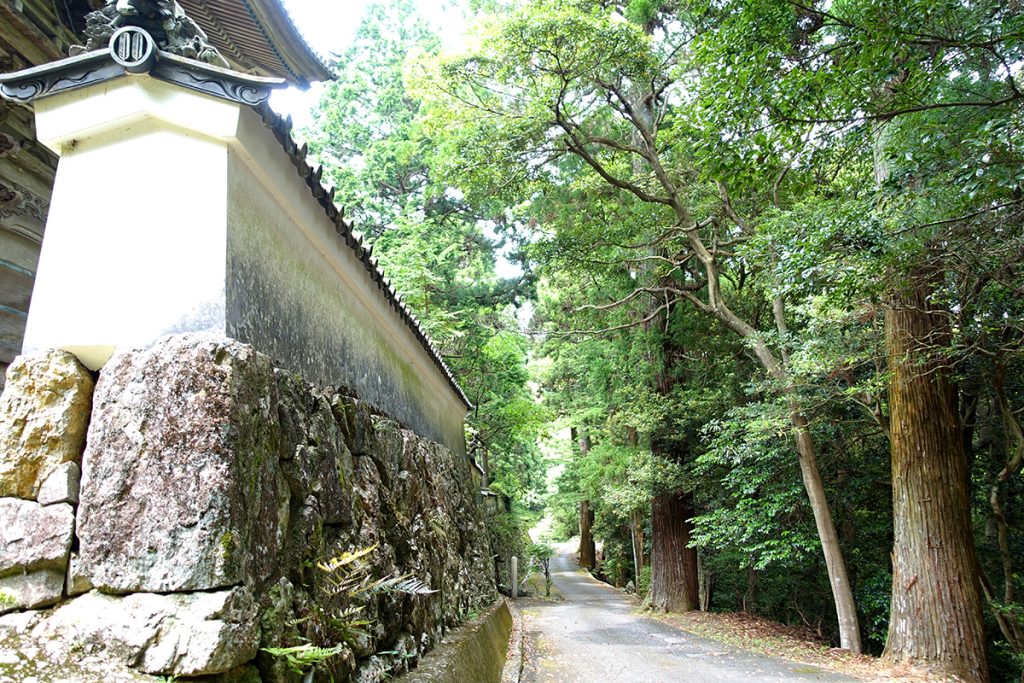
[579,498,596,570]
[651,490,698,612]
[627,60,703,617]
[578,434,597,570]
[882,268,988,681]
[743,567,759,613]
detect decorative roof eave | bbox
[252,103,474,410]
[0,28,286,106]
[177,0,332,89]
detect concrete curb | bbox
[399,599,513,683]
[501,597,524,683]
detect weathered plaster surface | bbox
[226,107,467,453]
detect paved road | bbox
[519,552,856,683]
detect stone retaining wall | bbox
[0,334,496,682]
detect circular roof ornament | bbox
[109,27,157,74]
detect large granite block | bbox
[0,498,73,576]
[0,569,65,613]
[31,587,259,676]
[76,335,284,593]
[37,461,80,505]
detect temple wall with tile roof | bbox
[23,75,468,453]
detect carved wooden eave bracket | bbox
[0,27,286,107]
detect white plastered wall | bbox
[227,105,468,452]
[24,77,234,369]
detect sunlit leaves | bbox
[306,1,546,506]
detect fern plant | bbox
[318,543,438,603]
[260,643,347,674]
[262,544,437,678]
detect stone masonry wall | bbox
[0,335,496,682]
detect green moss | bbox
[219,531,236,564]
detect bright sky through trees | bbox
[273,0,525,286]
[272,0,466,127]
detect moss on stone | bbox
[219,531,236,565]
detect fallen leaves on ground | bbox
[650,610,948,682]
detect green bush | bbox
[637,566,652,598]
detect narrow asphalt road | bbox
[518,552,856,683]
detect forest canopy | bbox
[303,1,1024,679]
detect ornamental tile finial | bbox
[70,0,226,67]
[0,25,285,107]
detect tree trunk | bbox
[791,417,863,653]
[678,262,864,649]
[763,293,864,652]
[697,553,713,611]
[882,268,988,682]
[579,498,596,570]
[577,433,596,570]
[629,509,645,583]
[743,567,758,613]
[651,490,698,612]
[625,426,645,583]
[615,532,627,587]
[481,445,490,487]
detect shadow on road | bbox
[517,550,856,683]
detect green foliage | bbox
[305,0,546,509]
[529,541,554,596]
[693,401,818,571]
[528,541,554,563]
[302,0,1024,671]
[317,543,437,634]
[259,644,347,675]
[637,565,652,598]
[266,544,437,679]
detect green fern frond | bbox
[260,643,346,674]
[363,574,438,596]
